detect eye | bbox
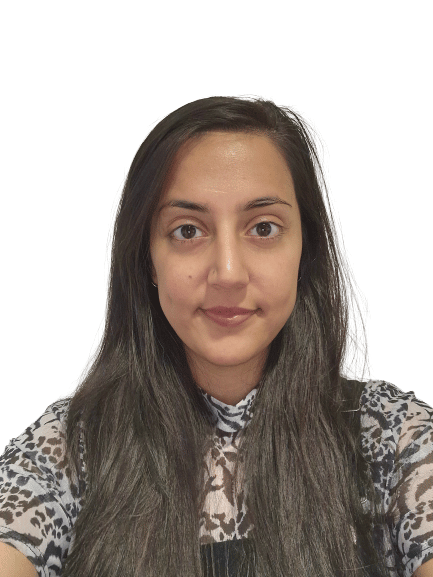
[170,224,205,242]
[170,220,284,243]
[250,220,283,240]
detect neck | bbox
[186,348,267,406]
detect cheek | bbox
[159,272,193,316]
[277,278,298,314]
[266,259,299,316]
[267,253,300,291]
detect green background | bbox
[0,0,433,451]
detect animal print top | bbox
[0,380,432,577]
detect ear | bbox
[150,262,158,285]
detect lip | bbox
[204,307,256,316]
[202,308,256,328]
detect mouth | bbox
[203,307,256,317]
[201,308,256,328]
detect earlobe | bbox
[149,261,158,286]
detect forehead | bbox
[171,131,289,177]
[159,131,295,207]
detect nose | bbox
[207,228,249,288]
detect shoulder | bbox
[358,379,433,476]
[0,398,77,485]
[360,378,424,412]
[359,379,433,456]
[2,398,69,462]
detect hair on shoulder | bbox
[61,96,389,577]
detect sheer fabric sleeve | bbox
[386,389,433,577]
[0,400,85,577]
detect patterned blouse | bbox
[0,380,432,577]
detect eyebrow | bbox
[158,196,292,214]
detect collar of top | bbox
[198,387,258,433]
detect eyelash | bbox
[169,221,284,244]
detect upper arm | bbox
[413,558,433,577]
[387,392,433,575]
[0,401,84,577]
[0,542,38,577]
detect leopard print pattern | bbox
[1,381,433,577]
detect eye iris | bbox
[256,222,272,236]
[181,225,196,239]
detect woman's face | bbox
[150,131,303,378]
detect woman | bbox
[0,96,432,577]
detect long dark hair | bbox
[62,96,391,576]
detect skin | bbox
[150,131,303,406]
